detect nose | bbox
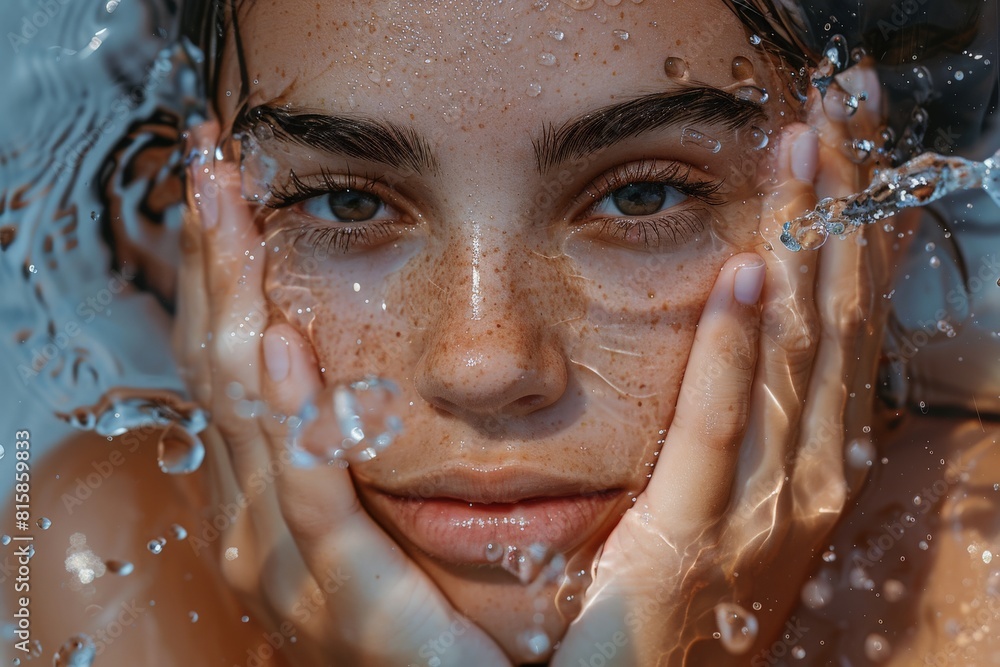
[414,235,568,421]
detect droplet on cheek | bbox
[663,56,688,79]
[731,56,754,80]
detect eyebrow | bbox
[533,86,766,172]
[234,105,440,175]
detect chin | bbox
[356,481,634,664]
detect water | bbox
[51,635,95,667]
[780,148,1000,252]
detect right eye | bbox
[300,189,390,223]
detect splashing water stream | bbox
[780,148,1000,252]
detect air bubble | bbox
[714,603,758,654]
[517,629,551,657]
[865,633,892,662]
[928,256,941,268]
[955,71,965,81]
[792,646,806,659]
[731,56,754,80]
[663,57,688,79]
[681,127,721,153]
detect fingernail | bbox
[734,258,766,305]
[264,333,290,383]
[791,129,819,183]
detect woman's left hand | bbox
[552,76,895,666]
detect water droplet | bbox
[105,0,119,12]
[791,645,806,659]
[157,423,206,474]
[1,535,10,546]
[843,92,868,116]
[749,34,762,46]
[559,0,595,8]
[955,70,965,81]
[801,578,833,609]
[681,127,721,153]
[612,29,629,41]
[547,29,565,41]
[864,633,892,662]
[105,560,134,576]
[663,56,688,79]
[367,69,382,83]
[169,524,188,540]
[189,611,199,623]
[822,549,837,563]
[925,241,936,252]
[731,56,754,80]
[984,550,994,564]
[735,85,768,104]
[485,543,504,562]
[751,601,762,611]
[747,126,768,150]
[518,629,551,657]
[714,603,758,654]
[603,0,622,5]
[537,52,557,66]
[27,640,42,658]
[883,579,906,602]
[52,634,95,667]
[848,139,875,163]
[847,438,875,468]
[526,82,543,97]
[36,517,51,530]
[241,615,250,623]
[919,400,929,414]
[225,547,239,561]
[928,255,941,268]
[0,445,4,460]
[147,538,165,555]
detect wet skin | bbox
[208,0,798,659]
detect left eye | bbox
[301,189,389,222]
[593,182,687,217]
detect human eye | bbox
[579,161,724,250]
[264,169,411,253]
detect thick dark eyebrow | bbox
[533,87,766,172]
[234,105,439,175]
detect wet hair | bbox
[721,0,996,162]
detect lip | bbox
[360,467,625,566]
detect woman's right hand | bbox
[175,121,511,667]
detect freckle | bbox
[613,44,620,51]
[675,39,682,46]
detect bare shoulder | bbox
[777,414,1000,666]
[0,428,268,665]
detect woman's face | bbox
[217,0,795,651]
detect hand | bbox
[174,121,511,667]
[552,79,894,666]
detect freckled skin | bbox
[217,0,798,656]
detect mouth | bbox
[360,468,626,567]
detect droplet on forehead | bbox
[746,126,768,150]
[734,85,768,105]
[663,56,688,79]
[731,56,754,80]
[559,0,594,8]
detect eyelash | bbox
[264,160,724,254]
[266,168,402,252]
[580,161,723,250]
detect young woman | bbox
[12,0,999,665]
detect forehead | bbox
[229,0,773,123]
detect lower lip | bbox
[372,492,623,566]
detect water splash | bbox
[52,634,96,667]
[811,35,850,96]
[57,389,207,474]
[714,602,759,654]
[780,148,1000,251]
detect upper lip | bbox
[360,464,619,504]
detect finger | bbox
[644,253,764,531]
[729,122,822,536]
[258,324,509,664]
